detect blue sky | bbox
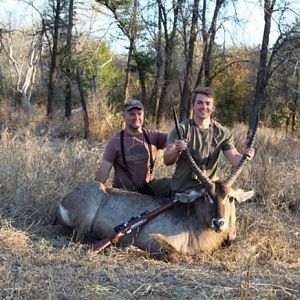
[0,0,299,53]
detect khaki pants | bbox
[149,178,171,198]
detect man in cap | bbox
[95,99,170,197]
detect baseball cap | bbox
[123,99,144,112]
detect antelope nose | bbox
[219,220,224,227]
[212,219,225,232]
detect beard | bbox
[128,121,142,131]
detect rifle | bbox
[92,199,176,253]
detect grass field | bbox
[0,115,299,299]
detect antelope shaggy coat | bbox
[56,181,254,260]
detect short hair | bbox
[192,87,214,104]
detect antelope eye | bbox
[229,196,235,203]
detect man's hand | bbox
[244,147,255,160]
[175,139,188,154]
[164,139,188,166]
[98,182,108,194]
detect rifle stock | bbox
[92,232,123,253]
[91,200,175,253]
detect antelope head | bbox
[174,180,254,233]
[205,181,254,232]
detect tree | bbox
[0,26,44,111]
[213,47,254,126]
[264,26,300,130]
[195,0,226,88]
[75,66,89,139]
[82,40,122,103]
[149,2,164,121]
[179,0,200,120]
[95,0,141,103]
[45,0,65,118]
[156,0,183,125]
[64,0,74,118]
[250,0,300,130]
[130,50,155,109]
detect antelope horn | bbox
[224,108,260,187]
[172,107,213,188]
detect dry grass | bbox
[0,114,299,299]
[0,100,122,142]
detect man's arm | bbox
[223,147,255,167]
[163,140,187,166]
[156,131,169,149]
[95,159,114,184]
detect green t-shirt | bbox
[167,119,235,193]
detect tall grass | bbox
[0,99,123,142]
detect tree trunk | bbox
[139,68,147,105]
[76,67,90,140]
[0,26,43,112]
[123,39,134,102]
[156,0,182,126]
[150,8,163,121]
[195,0,225,89]
[132,46,148,105]
[156,41,173,126]
[65,0,74,119]
[180,0,200,120]
[47,0,61,118]
[123,0,138,103]
[0,67,3,95]
[292,62,299,132]
[65,70,72,118]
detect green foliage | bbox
[213,48,255,126]
[89,43,119,88]
[130,51,155,74]
[81,40,123,104]
[270,108,300,129]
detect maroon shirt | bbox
[103,129,167,189]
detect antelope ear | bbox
[230,189,255,203]
[174,190,204,203]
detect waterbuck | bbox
[56,114,258,260]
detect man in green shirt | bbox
[164,87,255,193]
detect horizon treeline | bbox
[0,0,299,138]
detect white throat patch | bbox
[59,204,73,227]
